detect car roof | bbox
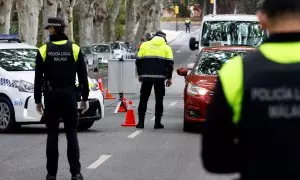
[203,46,256,52]
[0,42,38,49]
[203,14,258,22]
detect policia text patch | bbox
[251,87,300,119]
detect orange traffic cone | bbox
[121,100,136,126]
[118,98,127,113]
[98,77,104,92]
[104,88,116,99]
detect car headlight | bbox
[187,83,208,96]
[13,80,34,93]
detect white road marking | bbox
[128,130,143,138]
[175,50,181,53]
[87,155,111,169]
[150,116,155,121]
[169,101,178,107]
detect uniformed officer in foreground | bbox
[136,30,174,129]
[202,0,300,179]
[34,18,89,180]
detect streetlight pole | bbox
[213,0,217,15]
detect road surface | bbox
[0,23,240,180]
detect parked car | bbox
[189,14,267,51]
[124,42,138,59]
[92,44,114,67]
[81,46,96,70]
[110,42,129,59]
[177,46,256,132]
[0,34,104,132]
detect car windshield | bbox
[195,50,252,75]
[111,43,120,50]
[0,49,37,71]
[201,21,267,47]
[92,45,111,53]
[81,46,92,55]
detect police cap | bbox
[44,17,66,29]
[260,0,300,18]
[155,30,166,39]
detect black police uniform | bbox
[202,33,300,179]
[34,20,89,179]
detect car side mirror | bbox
[177,68,188,76]
[187,63,195,70]
[189,37,199,51]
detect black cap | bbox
[155,30,166,38]
[44,17,66,29]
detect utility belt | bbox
[42,80,76,93]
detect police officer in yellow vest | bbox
[136,30,174,129]
[185,19,191,33]
[34,18,89,180]
[202,0,300,179]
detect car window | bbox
[81,46,92,55]
[111,43,120,50]
[0,49,37,71]
[92,45,111,53]
[194,50,252,75]
[201,21,267,47]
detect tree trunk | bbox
[57,0,76,41]
[93,0,108,43]
[16,0,43,45]
[103,0,122,42]
[76,0,96,46]
[151,0,162,32]
[0,0,13,34]
[124,0,136,43]
[42,0,59,42]
[135,0,156,43]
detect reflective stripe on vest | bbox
[38,40,80,63]
[219,42,300,124]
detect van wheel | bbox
[78,121,94,131]
[0,97,16,133]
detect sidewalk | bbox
[162,29,184,43]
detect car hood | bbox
[189,74,217,91]
[94,53,113,60]
[10,71,35,84]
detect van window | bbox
[0,49,37,71]
[201,21,266,47]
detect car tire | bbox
[78,121,94,130]
[183,121,192,132]
[0,97,17,133]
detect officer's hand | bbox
[36,103,44,115]
[138,77,143,83]
[81,101,89,114]
[166,79,172,87]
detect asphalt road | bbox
[0,24,240,180]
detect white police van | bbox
[0,34,104,132]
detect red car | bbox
[177,46,256,131]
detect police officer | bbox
[184,19,191,33]
[136,30,174,129]
[34,18,89,180]
[202,0,300,179]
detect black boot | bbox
[136,115,145,129]
[154,117,164,129]
[46,175,56,180]
[71,173,84,180]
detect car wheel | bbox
[183,121,192,132]
[0,97,17,133]
[78,121,94,130]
